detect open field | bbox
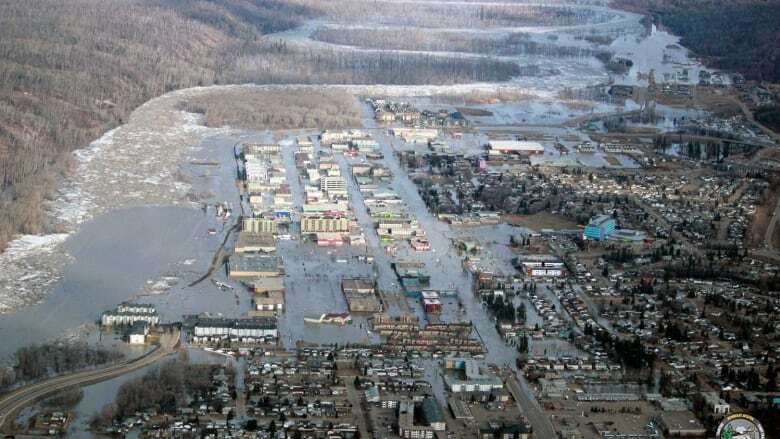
[502,212,580,230]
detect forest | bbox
[0,341,122,390]
[614,0,780,82]
[181,88,363,131]
[218,40,524,85]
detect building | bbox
[253,290,284,314]
[398,398,445,439]
[342,278,381,313]
[301,216,350,233]
[701,392,730,416]
[377,219,419,239]
[656,411,706,437]
[479,422,531,439]
[443,359,504,393]
[251,277,285,295]
[316,232,344,247]
[127,321,149,344]
[245,143,281,154]
[243,217,278,234]
[228,255,283,279]
[192,318,278,343]
[391,128,438,143]
[102,303,159,327]
[342,278,376,295]
[320,176,348,197]
[513,254,567,277]
[234,232,276,254]
[583,214,617,241]
[487,140,545,155]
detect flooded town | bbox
[0,0,779,438]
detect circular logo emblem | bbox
[716,413,765,439]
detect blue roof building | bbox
[583,215,616,241]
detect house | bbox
[128,321,149,344]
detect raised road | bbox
[0,329,180,432]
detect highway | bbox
[0,329,180,432]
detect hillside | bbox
[612,0,780,82]
[0,0,320,250]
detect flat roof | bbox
[488,140,545,151]
[195,317,277,330]
[229,255,281,273]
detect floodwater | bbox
[0,206,204,361]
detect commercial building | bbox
[316,232,344,247]
[421,291,441,314]
[192,317,278,343]
[443,359,503,393]
[320,176,348,197]
[391,128,438,143]
[243,217,278,234]
[342,278,382,313]
[253,290,284,314]
[700,392,730,416]
[301,216,350,234]
[102,303,159,327]
[514,254,567,277]
[398,398,445,439]
[583,214,617,241]
[487,140,545,155]
[655,410,706,437]
[228,255,283,279]
[234,232,276,254]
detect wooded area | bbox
[92,360,229,426]
[182,89,363,131]
[0,341,122,390]
[614,0,780,82]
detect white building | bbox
[320,176,348,197]
[102,303,159,327]
[487,140,545,155]
[192,318,278,343]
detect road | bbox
[358,108,557,439]
[0,329,180,432]
[502,368,556,439]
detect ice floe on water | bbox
[0,234,71,313]
[0,89,230,315]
